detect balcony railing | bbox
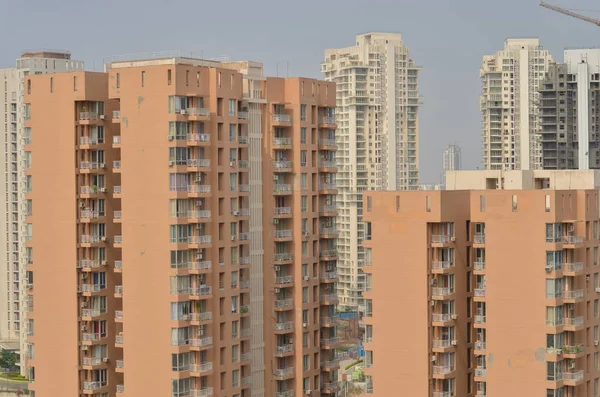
[563,370,584,381]
[320,250,338,258]
[188,210,211,219]
[274,253,292,262]
[274,184,292,193]
[189,261,212,271]
[117,384,124,393]
[116,360,124,369]
[562,344,584,354]
[274,321,294,331]
[115,310,124,320]
[273,114,291,123]
[191,336,213,347]
[274,207,291,216]
[475,341,486,350]
[116,335,124,344]
[320,294,338,303]
[188,133,210,143]
[432,392,452,397]
[114,211,122,220]
[321,272,337,280]
[82,333,104,341]
[474,234,486,244]
[83,381,106,390]
[238,136,249,144]
[190,362,213,373]
[113,161,121,169]
[114,235,122,244]
[187,108,210,117]
[82,308,105,317]
[189,312,212,322]
[113,111,120,119]
[273,367,294,377]
[240,257,250,265]
[432,261,453,271]
[475,368,486,377]
[188,235,212,244]
[275,275,293,285]
[275,230,292,239]
[474,315,486,324]
[275,299,293,308]
[275,391,295,397]
[474,261,485,271]
[318,139,337,147]
[239,184,250,192]
[319,183,337,191]
[191,285,212,296]
[433,339,451,348]
[191,388,214,397]
[432,313,451,322]
[187,159,211,168]
[564,317,584,326]
[474,288,486,297]
[564,289,584,300]
[320,116,336,125]
[319,161,337,169]
[564,262,584,273]
[563,236,584,245]
[432,287,452,297]
[274,160,293,169]
[188,184,211,193]
[433,366,453,375]
[320,205,338,213]
[321,337,339,347]
[276,344,294,355]
[273,137,292,147]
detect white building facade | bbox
[442,143,461,186]
[481,38,552,171]
[0,51,83,372]
[322,32,421,312]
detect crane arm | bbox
[540,1,600,26]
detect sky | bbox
[1,0,600,183]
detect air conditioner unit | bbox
[303,276,309,281]
[556,349,563,355]
[274,288,281,293]
[99,114,105,120]
[81,324,87,331]
[195,200,203,206]
[168,160,175,166]
[303,322,308,328]
[451,340,458,346]
[231,236,236,241]
[595,340,600,346]
[99,187,107,193]
[81,302,87,308]
[168,136,175,141]
[100,163,106,168]
[326,265,333,271]
[101,236,107,242]
[81,345,88,351]
[196,224,202,230]
[197,253,203,260]
[450,236,456,242]
[81,273,88,279]
[303,231,310,237]
[451,314,458,320]
[233,211,240,216]
[273,175,279,181]
[180,110,187,115]
[569,361,575,369]
[102,357,110,363]
[431,355,436,362]
[545,266,553,272]
[101,260,107,266]
[305,390,311,395]
[569,225,575,232]
[80,201,86,209]
[274,266,280,271]
[430,279,437,286]
[273,219,279,225]
[430,301,435,307]
[230,161,236,167]
[596,287,600,293]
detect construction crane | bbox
[540,1,600,26]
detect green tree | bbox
[0,350,17,371]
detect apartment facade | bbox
[0,51,83,374]
[323,32,420,313]
[540,49,600,170]
[363,170,600,397]
[481,38,553,171]
[24,56,338,397]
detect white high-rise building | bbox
[442,143,461,186]
[0,50,82,372]
[481,38,552,171]
[323,32,421,312]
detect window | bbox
[300,151,307,166]
[300,105,307,121]
[115,73,119,89]
[302,287,309,303]
[301,173,307,189]
[545,195,551,212]
[512,195,517,212]
[141,71,146,87]
[303,355,309,370]
[229,99,236,116]
[426,196,431,212]
[367,196,372,212]
[301,196,307,212]
[50,77,53,93]
[171,327,190,346]
[301,127,307,144]
[480,195,485,212]
[167,69,172,85]
[172,378,192,397]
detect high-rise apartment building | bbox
[322,32,420,312]
[540,49,600,170]
[0,50,83,374]
[481,38,553,171]
[362,169,600,397]
[24,55,338,397]
[442,144,461,186]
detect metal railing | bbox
[474,234,486,244]
[274,184,292,193]
[431,235,450,244]
[475,368,486,377]
[273,114,291,123]
[273,137,292,147]
[187,108,210,117]
[433,365,453,375]
[275,299,293,308]
[274,321,294,331]
[274,160,293,169]
[564,289,584,299]
[432,261,453,271]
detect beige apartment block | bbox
[363,170,600,397]
[24,56,338,397]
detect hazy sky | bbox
[2,0,600,183]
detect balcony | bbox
[320,294,339,304]
[189,261,212,273]
[189,312,213,323]
[321,357,341,370]
[474,288,486,298]
[83,381,106,391]
[240,280,250,290]
[433,365,454,377]
[432,339,454,349]
[474,315,486,325]
[321,337,340,348]
[274,184,292,195]
[319,183,338,194]
[432,287,453,300]
[275,299,294,310]
[116,335,124,345]
[563,370,584,384]
[275,344,294,356]
[186,108,210,118]
[318,161,338,172]
[564,262,584,275]
[82,308,105,318]
[191,337,213,348]
[562,344,585,357]
[78,284,105,294]
[187,184,211,195]
[274,321,294,332]
[187,133,211,144]
[240,257,250,266]
[112,111,121,121]
[320,227,338,238]
[474,367,486,378]
[432,261,453,273]
[115,310,124,322]
[321,383,340,393]
[320,272,338,282]
[319,115,337,126]
[190,362,213,374]
[82,333,105,343]
[274,230,293,241]
[564,316,585,330]
[188,235,212,245]
[431,235,453,246]
[272,114,291,125]
[320,250,338,260]
[114,235,122,246]
[115,285,123,298]
[187,159,211,168]
[318,139,337,150]
[475,341,486,352]
[432,313,453,324]
[320,205,338,216]
[190,285,212,297]
[273,161,293,172]
[239,184,250,192]
[432,393,453,397]
[117,385,124,394]
[564,289,584,302]
[275,253,293,263]
[191,388,214,397]
[474,234,486,244]
[474,261,485,272]
[273,137,292,149]
[273,367,294,379]
[238,136,249,145]
[563,235,584,246]
[274,207,292,217]
[274,275,293,286]
[275,391,295,397]
[188,210,212,220]
[116,360,124,371]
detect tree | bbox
[0,350,17,371]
